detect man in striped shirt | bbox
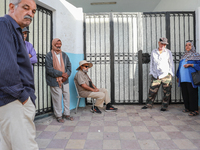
[0,0,38,149]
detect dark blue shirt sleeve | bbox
[0,20,29,101]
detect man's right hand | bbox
[92,88,99,92]
[81,83,99,92]
[62,78,67,83]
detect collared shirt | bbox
[0,15,36,106]
[149,48,174,79]
[25,41,37,69]
[54,51,61,65]
[74,70,92,98]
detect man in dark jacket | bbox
[45,38,73,123]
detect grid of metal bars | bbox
[0,1,53,115]
[84,11,195,104]
[84,13,111,104]
[112,13,139,103]
[32,5,53,116]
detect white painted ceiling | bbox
[66,0,161,13]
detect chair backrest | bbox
[74,79,81,98]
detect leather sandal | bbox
[56,117,64,123]
[188,111,199,116]
[63,115,74,121]
[182,109,189,113]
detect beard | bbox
[82,69,88,73]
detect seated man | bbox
[74,60,118,114]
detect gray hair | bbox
[9,0,21,6]
[9,0,36,8]
[9,0,36,11]
[8,0,21,11]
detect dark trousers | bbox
[180,82,198,112]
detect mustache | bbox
[24,15,32,21]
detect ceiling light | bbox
[91,2,117,5]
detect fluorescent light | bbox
[91,2,117,5]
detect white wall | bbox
[35,0,83,54]
[153,0,200,12]
[66,0,161,13]
[34,0,85,110]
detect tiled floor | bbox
[35,104,200,150]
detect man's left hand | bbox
[62,77,67,82]
[29,54,32,58]
[94,88,99,92]
[22,98,28,105]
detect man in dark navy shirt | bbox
[0,0,38,149]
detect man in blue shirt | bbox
[0,0,38,149]
[22,27,37,69]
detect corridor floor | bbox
[35,104,200,150]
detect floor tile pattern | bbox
[35,104,200,150]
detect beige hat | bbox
[159,37,168,45]
[76,60,93,70]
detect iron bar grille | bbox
[32,5,53,115]
[84,13,112,104]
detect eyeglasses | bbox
[82,65,89,68]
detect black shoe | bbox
[90,106,102,114]
[106,104,118,112]
[160,108,167,111]
[141,106,148,109]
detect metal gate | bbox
[0,1,53,115]
[32,5,53,116]
[84,11,195,104]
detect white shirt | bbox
[54,52,61,65]
[149,48,174,79]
